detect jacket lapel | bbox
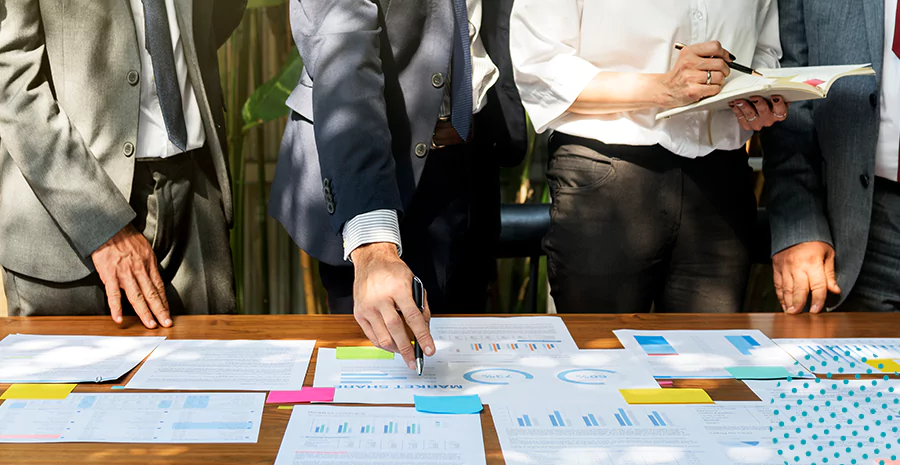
[861,0,885,80]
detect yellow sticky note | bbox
[1,384,76,400]
[336,347,395,360]
[277,406,294,410]
[619,388,713,404]
[865,359,900,373]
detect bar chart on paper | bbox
[615,329,814,379]
[274,406,487,465]
[503,404,678,430]
[775,338,900,374]
[428,317,580,361]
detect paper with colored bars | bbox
[313,348,659,404]
[0,393,265,443]
[614,330,813,379]
[491,398,737,465]
[774,338,900,375]
[125,339,315,391]
[427,316,579,362]
[0,334,165,383]
[273,405,486,465]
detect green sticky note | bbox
[725,366,792,380]
[336,347,395,360]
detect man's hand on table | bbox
[772,241,841,314]
[91,224,172,329]
[351,242,435,370]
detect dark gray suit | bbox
[270,0,526,312]
[0,0,245,315]
[762,0,891,310]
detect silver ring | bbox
[706,70,712,85]
[747,115,758,122]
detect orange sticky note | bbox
[619,388,713,404]
[1,384,76,400]
[865,359,900,373]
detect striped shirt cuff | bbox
[342,209,403,262]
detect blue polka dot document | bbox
[746,379,900,465]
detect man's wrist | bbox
[349,242,401,266]
[342,209,402,261]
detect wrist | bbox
[350,242,401,266]
[646,73,675,108]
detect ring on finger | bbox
[706,70,712,85]
[747,115,758,122]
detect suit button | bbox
[861,174,870,188]
[431,73,445,88]
[870,93,877,108]
[123,142,135,157]
[415,143,428,158]
[325,200,335,214]
[126,70,140,86]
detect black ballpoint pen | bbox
[674,42,764,77]
[412,276,425,376]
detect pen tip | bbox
[416,359,423,376]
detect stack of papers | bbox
[0,334,164,383]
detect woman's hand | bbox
[658,41,733,108]
[728,95,789,131]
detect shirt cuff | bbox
[342,209,403,262]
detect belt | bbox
[431,116,472,150]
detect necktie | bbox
[894,0,900,59]
[142,0,188,151]
[450,0,473,141]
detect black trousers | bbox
[544,133,756,313]
[319,143,499,314]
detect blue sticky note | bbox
[725,366,792,380]
[111,386,125,390]
[414,395,483,414]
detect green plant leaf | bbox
[247,0,285,9]
[241,47,303,131]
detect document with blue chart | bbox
[491,398,735,465]
[0,393,265,443]
[614,329,813,379]
[427,317,579,362]
[774,338,900,374]
[314,348,658,404]
[273,405,486,465]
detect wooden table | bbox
[1,313,898,465]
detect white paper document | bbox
[615,329,813,379]
[125,339,315,390]
[0,334,165,383]
[273,405,486,465]
[428,316,579,362]
[686,402,780,465]
[775,338,900,374]
[746,379,900,465]
[0,393,265,443]
[314,348,659,404]
[491,398,733,465]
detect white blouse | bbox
[510,0,782,158]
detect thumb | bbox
[824,252,841,295]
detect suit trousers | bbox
[544,133,756,313]
[1,150,235,316]
[319,142,500,314]
[840,177,900,312]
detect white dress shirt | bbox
[874,0,900,181]
[510,0,782,159]
[129,0,206,159]
[342,0,498,261]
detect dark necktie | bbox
[894,0,900,59]
[450,0,473,141]
[142,0,188,151]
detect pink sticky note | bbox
[804,78,825,87]
[266,388,335,404]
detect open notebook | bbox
[656,64,875,120]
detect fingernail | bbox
[787,306,795,313]
[425,346,434,356]
[810,305,818,312]
[772,97,780,102]
[115,317,123,323]
[736,102,744,106]
[407,361,416,370]
[164,318,172,326]
[729,53,736,60]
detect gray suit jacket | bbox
[269,0,527,266]
[0,0,244,282]
[761,0,885,308]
